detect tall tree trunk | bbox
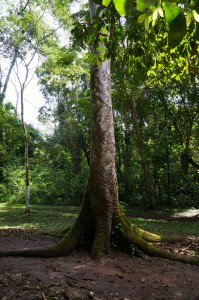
[130,97,154,209]
[0,50,18,182]
[0,49,18,106]
[0,107,4,183]
[164,117,171,205]
[21,99,30,214]
[17,61,31,214]
[87,0,118,257]
[15,49,37,213]
[21,91,30,214]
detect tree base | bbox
[0,206,198,265]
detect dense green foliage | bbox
[0,104,88,205]
[0,0,198,208]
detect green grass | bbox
[130,217,199,237]
[0,203,80,233]
[0,204,198,238]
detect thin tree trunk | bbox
[16,49,37,213]
[16,57,34,214]
[0,50,18,182]
[20,83,30,213]
[0,49,18,106]
[130,97,154,208]
[164,117,171,205]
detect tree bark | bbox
[19,71,30,214]
[86,0,118,257]
[0,49,18,106]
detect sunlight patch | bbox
[173,208,199,218]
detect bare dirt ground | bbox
[0,228,199,300]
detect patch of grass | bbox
[127,207,199,237]
[0,204,198,238]
[130,217,199,237]
[0,204,80,233]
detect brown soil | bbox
[0,229,198,300]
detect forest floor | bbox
[0,206,199,300]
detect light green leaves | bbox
[162,2,186,48]
[93,0,196,48]
[158,7,164,17]
[93,0,134,16]
[138,6,164,29]
[138,13,147,23]
[113,0,134,16]
[102,0,112,6]
[136,0,157,11]
[192,10,199,22]
[186,11,192,27]
[162,2,181,25]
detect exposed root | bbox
[0,202,198,265]
[130,223,187,243]
[117,215,199,265]
[0,214,87,258]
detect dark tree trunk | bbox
[130,98,154,209]
[164,117,171,206]
[21,96,30,214]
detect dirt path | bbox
[0,231,198,300]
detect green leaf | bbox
[168,13,187,48]
[158,7,164,18]
[152,8,159,26]
[145,16,149,30]
[163,2,181,25]
[146,15,152,30]
[113,0,134,16]
[102,0,112,6]
[147,69,156,76]
[138,13,147,23]
[136,0,158,11]
[186,11,192,27]
[193,10,199,22]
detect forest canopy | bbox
[0,0,198,209]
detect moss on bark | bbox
[112,209,199,265]
[130,223,187,243]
